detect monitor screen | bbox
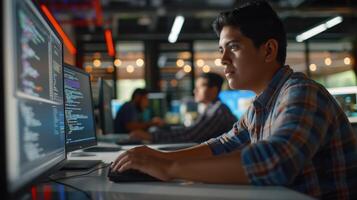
[2,0,65,195]
[327,86,357,123]
[64,64,97,152]
[219,90,255,119]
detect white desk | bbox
[34,143,315,200]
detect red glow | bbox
[93,0,103,26]
[31,187,37,200]
[41,5,77,55]
[105,29,115,57]
[43,185,52,200]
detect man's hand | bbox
[130,129,152,141]
[151,117,165,127]
[111,146,174,181]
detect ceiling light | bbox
[296,16,343,42]
[168,15,185,43]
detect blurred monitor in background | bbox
[219,90,256,119]
[327,86,357,123]
[98,79,115,134]
[111,99,122,119]
[148,92,168,119]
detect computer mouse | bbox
[107,167,161,182]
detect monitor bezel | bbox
[1,0,6,197]
[64,63,98,152]
[2,0,67,198]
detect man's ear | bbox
[263,39,278,63]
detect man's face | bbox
[193,77,216,103]
[219,26,266,91]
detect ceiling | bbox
[38,0,357,44]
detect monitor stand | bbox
[61,152,102,170]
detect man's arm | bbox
[168,150,249,184]
[112,144,249,184]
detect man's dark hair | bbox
[212,0,287,66]
[131,88,148,100]
[199,72,224,93]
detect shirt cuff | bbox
[205,138,227,156]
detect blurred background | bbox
[36,0,357,132]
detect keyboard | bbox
[83,146,122,152]
[61,160,102,170]
[107,167,161,182]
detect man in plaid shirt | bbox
[112,1,357,199]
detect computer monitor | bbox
[1,0,66,197]
[327,86,357,123]
[148,92,167,119]
[99,80,114,134]
[219,90,255,119]
[64,64,97,152]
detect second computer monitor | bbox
[64,64,97,152]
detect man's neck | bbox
[252,64,282,95]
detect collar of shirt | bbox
[253,65,293,110]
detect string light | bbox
[126,65,134,73]
[176,59,185,67]
[136,58,144,67]
[114,59,122,67]
[309,63,317,71]
[196,59,204,67]
[202,65,211,73]
[183,64,192,73]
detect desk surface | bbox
[33,143,315,200]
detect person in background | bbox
[130,72,237,143]
[112,1,357,199]
[114,88,164,133]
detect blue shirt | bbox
[114,102,141,133]
[206,66,357,199]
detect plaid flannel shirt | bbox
[206,66,357,199]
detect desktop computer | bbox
[62,64,121,170]
[1,0,66,198]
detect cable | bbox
[49,177,92,200]
[49,162,112,182]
